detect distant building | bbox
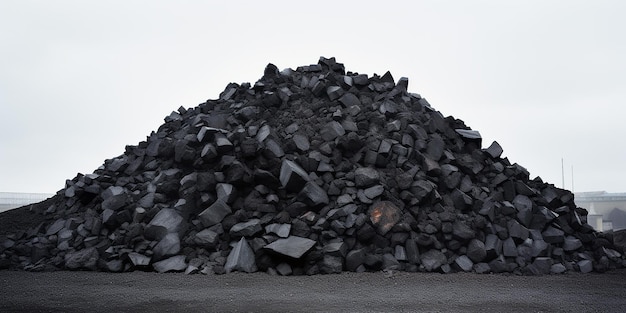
[0,192,54,213]
[575,191,626,231]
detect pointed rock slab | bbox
[225,237,258,273]
[368,201,402,236]
[145,208,184,240]
[153,255,187,273]
[264,236,316,259]
[198,199,232,227]
[280,159,310,192]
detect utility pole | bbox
[561,158,565,189]
[571,165,574,192]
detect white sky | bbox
[1,0,625,194]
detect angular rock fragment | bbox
[230,219,263,237]
[455,255,474,272]
[145,208,184,240]
[452,221,474,241]
[198,200,232,227]
[64,247,99,270]
[484,141,503,158]
[297,182,329,208]
[420,249,447,272]
[354,167,380,188]
[293,134,310,152]
[578,259,593,273]
[128,252,151,267]
[280,159,310,192]
[153,233,181,260]
[320,255,343,274]
[264,236,316,259]
[368,201,402,236]
[265,223,291,238]
[225,238,257,273]
[194,229,219,246]
[153,255,187,273]
[542,226,565,244]
[467,239,486,263]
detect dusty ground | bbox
[1,269,625,313]
[2,203,626,312]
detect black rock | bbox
[279,159,310,192]
[484,141,503,158]
[198,200,232,227]
[354,167,380,188]
[297,182,329,208]
[467,239,487,263]
[420,249,446,272]
[153,255,187,273]
[264,236,316,259]
[230,219,263,237]
[225,238,257,273]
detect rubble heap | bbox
[1,57,624,275]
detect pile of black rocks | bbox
[1,57,624,275]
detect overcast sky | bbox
[1,1,625,195]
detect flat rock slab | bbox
[230,219,263,237]
[153,255,187,273]
[264,236,316,259]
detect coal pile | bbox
[1,57,624,275]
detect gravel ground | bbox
[1,269,625,313]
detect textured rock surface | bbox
[0,57,624,275]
